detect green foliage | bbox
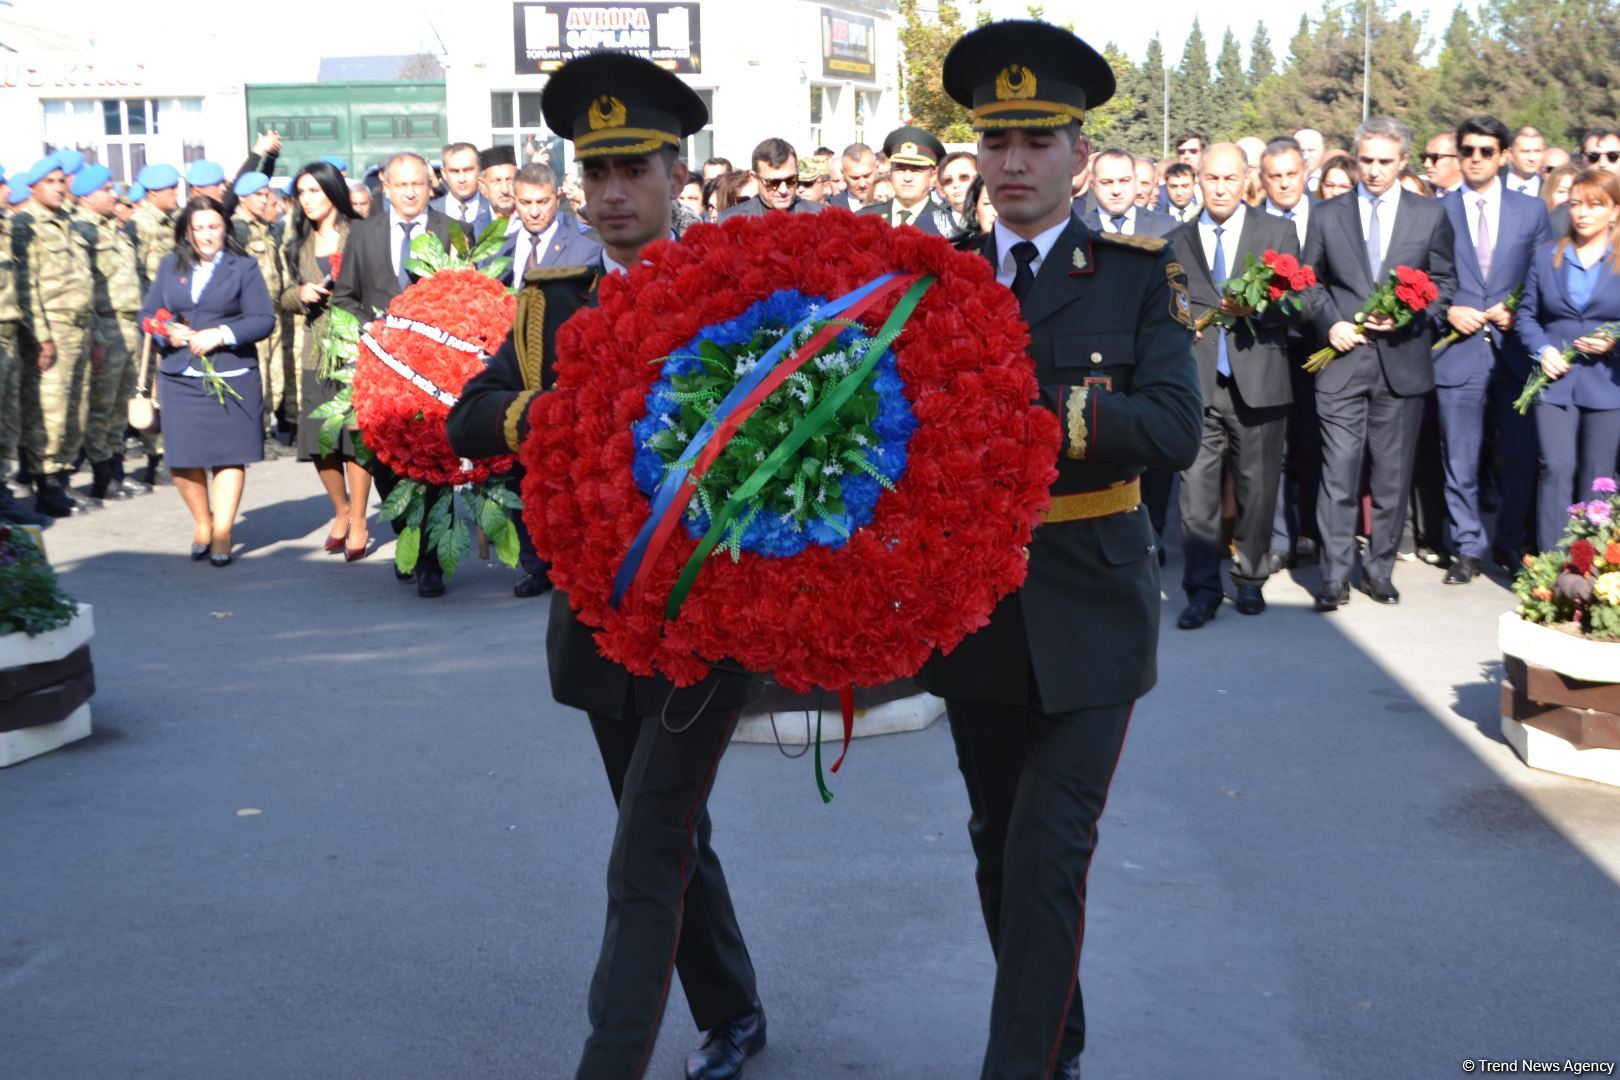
[1172,19,1212,138]
[1249,24,1277,85]
[1512,484,1620,640]
[0,527,77,638]
[897,0,973,142]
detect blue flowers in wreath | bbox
[630,289,917,560]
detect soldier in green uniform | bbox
[13,156,96,517]
[129,163,182,486]
[915,21,1202,1080]
[448,54,769,1080]
[232,171,297,452]
[0,197,47,525]
[71,164,150,501]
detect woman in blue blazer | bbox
[1516,169,1620,550]
[139,196,275,566]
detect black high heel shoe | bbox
[190,543,209,561]
[210,552,233,567]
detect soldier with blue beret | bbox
[186,160,227,200]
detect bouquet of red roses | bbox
[141,306,241,404]
[1194,248,1316,335]
[1303,265,1438,373]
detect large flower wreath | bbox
[522,211,1058,763]
[321,222,527,576]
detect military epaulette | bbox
[522,264,595,286]
[1093,231,1167,254]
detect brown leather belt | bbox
[1042,478,1141,524]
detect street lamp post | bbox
[1362,0,1372,122]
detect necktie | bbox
[459,203,473,230]
[1365,196,1383,280]
[1283,209,1295,220]
[397,221,418,290]
[1009,241,1038,303]
[524,234,541,276]
[1110,213,1127,233]
[897,208,912,226]
[1476,196,1494,282]
[1213,224,1230,378]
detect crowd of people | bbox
[2,96,1618,614]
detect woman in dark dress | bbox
[139,196,275,566]
[281,162,369,558]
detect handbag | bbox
[127,330,161,433]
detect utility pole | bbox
[1362,0,1372,122]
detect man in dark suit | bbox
[920,22,1201,1080]
[857,125,959,236]
[1502,126,1546,198]
[1170,143,1304,627]
[1424,131,1463,198]
[1304,116,1457,609]
[477,144,519,235]
[1551,128,1620,235]
[448,55,765,1080]
[718,137,824,220]
[1437,114,1553,583]
[1077,148,1177,238]
[1163,161,1199,224]
[830,142,877,212]
[331,151,455,597]
[493,162,601,284]
[429,141,493,237]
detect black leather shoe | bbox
[0,483,48,526]
[1264,549,1290,576]
[394,564,414,582]
[1176,597,1220,629]
[1314,581,1350,611]
[1293,536,1319,564]
[1357,576,1400,604]
[1444,555,1480,585]
[416,569,446,598]
[512,572,552,598]
[686,1004,767,1080]
[1052,1056,1081,1080]
[1234,584,1266,614]
[1491,546,1525,573]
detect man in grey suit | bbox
[718,138,824,220]
[493,163,601,285]
[429,141,493,238]
[1078,147,1177,238]
[1303,116,1457,610]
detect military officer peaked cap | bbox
[541,52,707,161]
[882,125,945,168]
[943,19,1114,131]
[70,164,112,197]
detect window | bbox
[808,85,839,154]
[491,90,563,172]
[43,97,205,183]
[854,90,879,146]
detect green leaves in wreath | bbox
[376,479,523,577]
[402,217,514,285]
[318,305,361,381]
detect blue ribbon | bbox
[610,273,899,608]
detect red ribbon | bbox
[627,272,922,607]
[831,686,855,774]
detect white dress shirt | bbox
[1198,203,1247,277]
[992,216,1069,289]
[1505,172,1542,198]
[444,194,483,225]
[388,206,429,280]
[1461,177,1503,255]
[1357,184,1399,262]
[182,251,245,375]
[1098,205,1139,234]
[1264,197,1309,249]
[515,218,561,273]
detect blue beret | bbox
[136,164,179,190]
[233,171,269,196]
[128,182,146,202]
[28,156,63,184]
[186,160,225,186]
[269,176,292,194]
[70,164,112,197]
[9,185,30,207]
[319,155,348,171]
[53,149,85,176]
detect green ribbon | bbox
[664,275,937,621]
[813,711,833,804]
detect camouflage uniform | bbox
[74,205,145,465]
[0,215,21,482]
[130,201,174,293]
[14,204,94,477]
[234,208,296,431]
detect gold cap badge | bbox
[587,95,628,131]
[995,65,1037,102]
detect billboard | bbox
[514,3,701,74]
[821,7,876,82]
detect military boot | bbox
[111,454,151,495]
[0,481,49,526]
[34,475,77,518]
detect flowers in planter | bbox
[1514,477,1620,640]
[0,527,77,637]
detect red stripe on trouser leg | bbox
[631,711,739,1080]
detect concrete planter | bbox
[1497,612,1620,788]
[0,604,95,767]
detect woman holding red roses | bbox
[283,161,369,559]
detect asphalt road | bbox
[4,457,1619,1080]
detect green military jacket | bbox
[234,210,289,311]
[11,205,93,347]
[0,216,20,325]
[73,206,143,316]
[130,201,174,291]
[915,218,1203,713]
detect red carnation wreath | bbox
[520,210,1059,697]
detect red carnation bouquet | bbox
[317,220,525,577]
[1194,248,1316,335]
[1304,265,1439,373]
[141,306,240,404]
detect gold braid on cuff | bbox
[503,390,539,454]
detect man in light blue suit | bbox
[1436,114,1553,583]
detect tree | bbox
[1090,41,1153,154]
[1137,35,1169,158]
[396,53,443,80]
[1249,24,1277,85]
[1210,28,1249,140]
[1172,20,1213,137]
[897,0,973,141]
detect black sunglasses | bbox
[1584,150,1620,164]
[1459,145,1498,159]
[1421,152,1458,163]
